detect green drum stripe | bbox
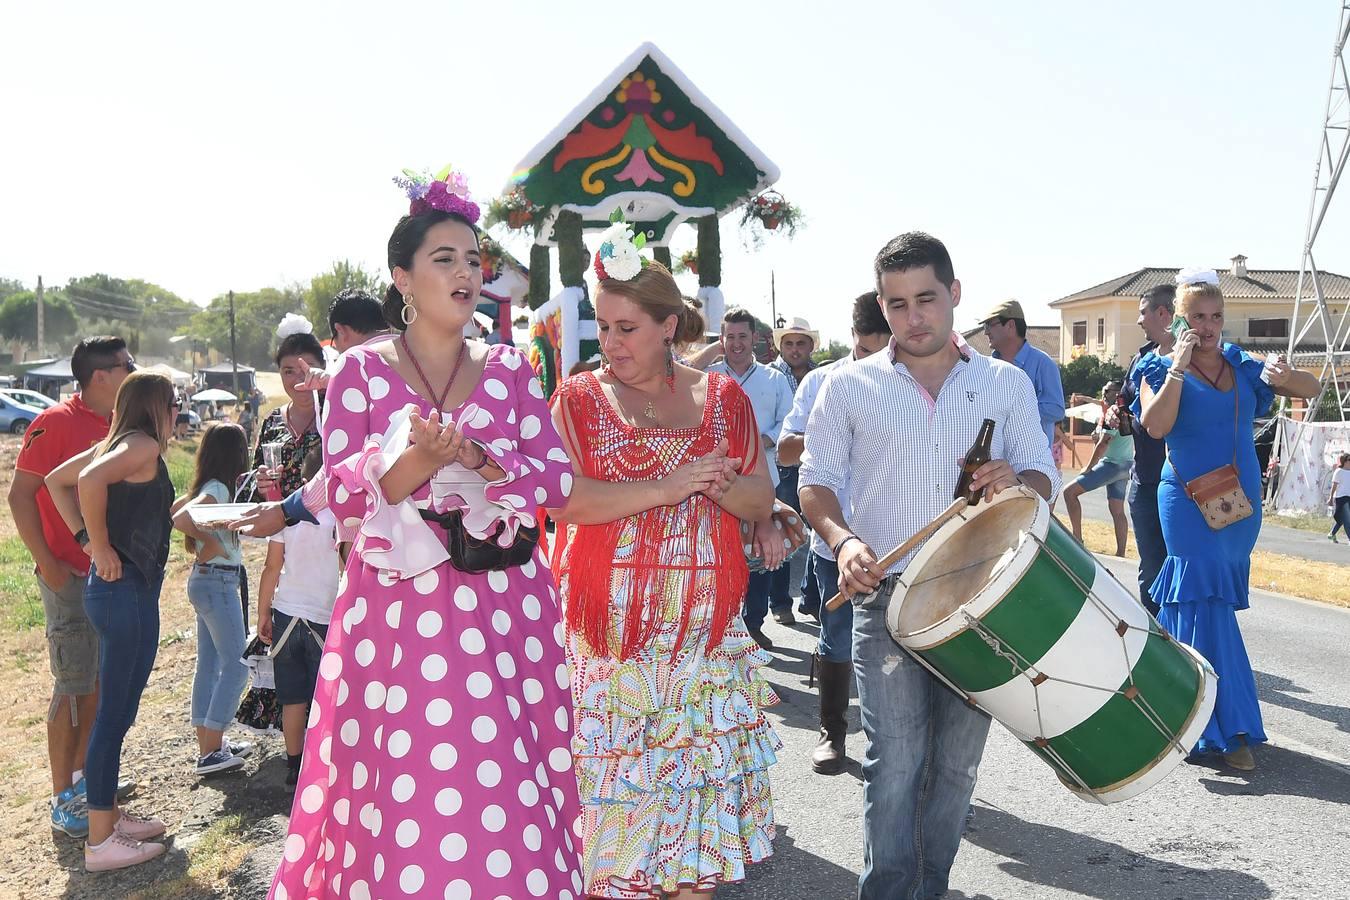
[916,524,1099,694]
[1025,632,1201,791]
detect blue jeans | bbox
[83,563,162,811]
[1128,480,1167,617]
[187,565,249,732]
[742,570,772,631]
[813,554,854,663]
[1332,496,1350,538]
[799,549,822,615]
[770,466,802,612]
[853,584,992,899]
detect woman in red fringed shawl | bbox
[548,248,781,899]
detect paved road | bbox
[719,551,1350,899]
[1072,487,1349,564]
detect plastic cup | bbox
[261,443,284,501]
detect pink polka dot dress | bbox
[268,342,583,900]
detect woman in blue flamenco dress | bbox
[1136,272,1321,771]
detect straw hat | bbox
[772,316,820,350]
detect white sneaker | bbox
[224,738,255,759]
[116,810,166,841]
[85,832,166,872]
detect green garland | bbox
[528,241,551,309]
[555,211,585,288]
[697,216,721,286]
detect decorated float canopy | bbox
[492,42,782,393]
[510,42,780,245]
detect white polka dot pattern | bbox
[266,342,581,900]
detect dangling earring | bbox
[401,294,417,327]
[664,337,676,392]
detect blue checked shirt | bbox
[800,343,1060,574]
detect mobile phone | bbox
[1168,314,1189,342]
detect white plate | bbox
[186,503,258,526]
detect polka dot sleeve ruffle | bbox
[465,345,575,530]
[321,351,452,580]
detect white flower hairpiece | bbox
[1175,267,1220,287]
[593,213,649,282]
[276,313,314,339]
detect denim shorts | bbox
[1073,459,1132,501]
[271,609,328,706]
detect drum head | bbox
[891,489,1044,642]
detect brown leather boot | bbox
[811,655,853,775]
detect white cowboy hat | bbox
[772,316,820,350]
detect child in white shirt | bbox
[257,448,340,789]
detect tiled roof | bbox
[1051,267,1350,306]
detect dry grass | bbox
[1077,519,1350,610]
[128,815,255,900]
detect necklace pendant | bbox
[643,401,658,422]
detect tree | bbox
[0,291,79,346]
[301,260,386,331]
[1060,355,1126,400]
[0,277,25,303]
[811,339,850,365]
[189,288,307,369]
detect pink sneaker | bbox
[116,810,166,841]
[84,832,166,872]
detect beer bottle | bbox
[954,418,996,505]
[1115,394,1134,436]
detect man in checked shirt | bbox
[800,232,1059,899]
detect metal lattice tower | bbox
[1286,3,1350,421]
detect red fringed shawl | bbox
[551,372,757,661]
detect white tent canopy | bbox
[144,363,192,385]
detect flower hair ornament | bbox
[276,313,314,339]
[393,165,482,223]
[593,210,650,282]
[1175,267,1220,287]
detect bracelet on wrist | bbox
[469,447,492,471]
[832,534,860,557]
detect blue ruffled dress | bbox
[1134,343,1272,755]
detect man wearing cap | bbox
[981,299,1065,449]
[767,317,820,623]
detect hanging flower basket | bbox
[674,249,699,275]
[740,190,803,248]
[485,185,543,232]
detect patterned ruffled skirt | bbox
[564,567,780,898]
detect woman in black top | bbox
[47,371,178,872]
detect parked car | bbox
[1,389,58,410]
[0,395,42,434]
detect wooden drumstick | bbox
[824,497,970,612]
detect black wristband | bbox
[832,534,860,557]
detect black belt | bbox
[194,562,241,572]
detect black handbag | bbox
[419,508,539,573]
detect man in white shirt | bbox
[708,307,794,649]
[778,293,890,775]
[800,232,1058,899]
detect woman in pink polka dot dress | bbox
[268,174,583,900]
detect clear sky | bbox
[3,0,1347,344]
